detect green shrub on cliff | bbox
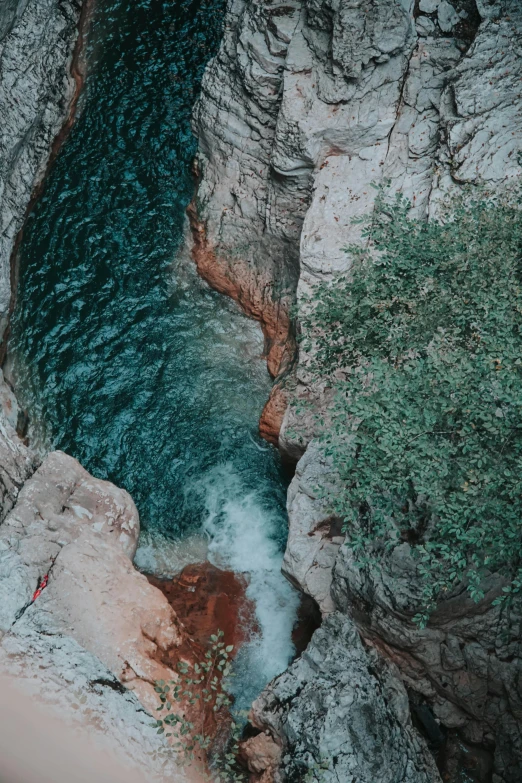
[152,629,245,781]
[303,188,522,625]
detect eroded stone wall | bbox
[192,1,522,780]
[0,0,82,338]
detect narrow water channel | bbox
[8,0,298,711]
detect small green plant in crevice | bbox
[302,186,522,626]
[152,629,246,782]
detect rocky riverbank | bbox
[191,0,522,780]
[0,0,86,342]
[0,2,211,778]
[2,0,522,780]
[0,371,204,779]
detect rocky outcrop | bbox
[0,0,83,339]
[282,439,522,782]
[192,0,522,780]
[333,538,522,783]
[190,0,306,381]
[0,396,202,780]
[192,0,522,445]
[0,369,39,517]
[250,612,442,783]
[281,442,342,614]
[0,449,193,706]
[0,627,190,781]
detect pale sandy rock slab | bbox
[0,450,203,779]
[0,624,196,782]
[0,450,139,632]
[0,451,186,711]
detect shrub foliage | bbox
[153,629,245,781]
[303,189,522,625]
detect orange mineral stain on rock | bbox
[259,384,288,445]
[148,563,258,752]
[187,195,295,445]
[188,200,293,379]
[147,562,257,655]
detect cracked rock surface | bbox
[193,1,522,780]
[0,379,199,780]
[251,612,442,783]
[0,0,81,337]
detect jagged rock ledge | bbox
[191,0,522,780]
[0,371,204,779]
[0,0,88,344]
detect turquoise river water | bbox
[8,0,298,710]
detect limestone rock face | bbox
[282,439,522,782]
[332,542,522,783]
[0,370,39,520]
[0,449,201,781]
[0,451,185,706]
[0,0,82,337]
[251,612,442,783]
[282,442,342,614]
[193,0,522,443]
[194,1,522,780]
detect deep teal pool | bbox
[9,0,298,711]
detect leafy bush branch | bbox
[153,629,245,781]
[302,187,522,625]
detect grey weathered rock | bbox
[416,15,436,36]
[192,3,522,779]
[192,0,522,445]
[0,0,82,337]
[281,437,522,782]
[332,538,522,783]
[0,369,38,520]
[251,612,442,783]
[0,449,203,781]
[419,0,440,12]
[438,1,460,32]
[0,624,187,782]
[282,442,342,614]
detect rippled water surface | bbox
[9,0,298,708]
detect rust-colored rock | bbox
[148,562,258,752]
[259,384,288,445]
[148,561,257,656]
[239,732,282,783]
[187,200,294,384]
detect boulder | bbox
[251,613,442,783]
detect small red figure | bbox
[32,572,50,602]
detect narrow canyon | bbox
[0,0,521,782]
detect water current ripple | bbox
[9,0,299,711]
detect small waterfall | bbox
[9,0,298,711]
